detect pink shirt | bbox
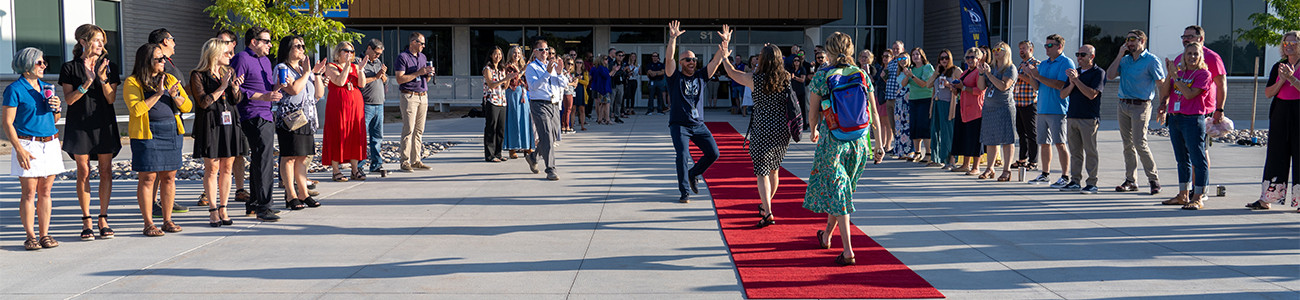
[1170,69,1214,115]
[1274,61,1300,100]
[1175,48,1226,102]
[959,69,984,122]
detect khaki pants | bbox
[1117,100,1159,183]
[1067,118,1100,186]
[400,92,428,166]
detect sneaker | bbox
[1059,181,1082,191]
[1115,180,1138,192]
[1080,185,1099,194]
[528,159,540,174]
[546,173,559,181]
[413,162,432,170]
[1028,173,1051,184]
[256,210,281,222]
[196,193,210,207]
[679,195,690,203]
[1049,177,1071,189]
[1149,180,1161,195]
[645,111,653,115]
[400,163,414,172]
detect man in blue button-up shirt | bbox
[1106,29,1164,194]
[524,39,567,181]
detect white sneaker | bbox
[1049,177,1071,189]
[1028,173,1050,184]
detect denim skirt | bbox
[131,118,183,172]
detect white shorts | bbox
[10,138,65,178]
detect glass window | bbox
[872,0,888,26]
[1083,0,1150,70]
[827,0,856,26]
[398,28,452,76]
[14,0,63,71]
[680,26,724,44]
[540,27,593,59]
[94,0,122,67]
[470,27,524,76]
[611,27,665,44]
[751,29,804,47]
[346,27,384,70]
[1202,0,1267,76]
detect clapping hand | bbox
[669,20,685,38]
[1279,63,1294,77]
[1165,58,1179,75]
[1066,68,1079,80]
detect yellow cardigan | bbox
[124,74,192,139]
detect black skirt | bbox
[277,126,315,157]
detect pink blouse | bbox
[959,69,984,122]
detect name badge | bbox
[1173,102,1181,112]
[221,111,233,126]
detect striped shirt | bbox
[1014,58,1040,107]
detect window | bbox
[95,0,122,67]
[751,29,805,47]
[1083,0,1150,70]
[399,28,452,76]
[1201,0,1267,76]
[819,0,886,54]
[470,27,524,76]
[611,27,664,44]
[989,0,1011,45]
[345,27,384,69]
[13,0,63,72]
[538,27,592,59]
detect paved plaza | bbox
[1,111,1297,299]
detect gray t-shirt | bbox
[360,58,386,105]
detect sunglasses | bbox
[1126,36,1141,41]
[991,48,1004,52]
[680,57,698,62]
[939,56,950,60]
[152,57,167,63]
[964,55,976,60]
[536,47,550,51]
[1181,34,1201,39]
[34,60,46,66]
[1284,41,1298,47]
[292,44,305,49]
[1044,43,1058,48]
[340,49,355,54]
[254,38,272,44]
[1075,52,1091,57]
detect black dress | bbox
[59,59,122,159]
[190,70,249,159]
[746,73,794,177]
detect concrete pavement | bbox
[1,110,1296,299]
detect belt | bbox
[17,135,56,142]
[401,91,427,96]
[530,99,553,103]
[1119,98,1149,105]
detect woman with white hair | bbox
[5,47,64,250]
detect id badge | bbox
[1173,102,1181,113]
[221,111,233,126]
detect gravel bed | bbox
[1148,128,1268,146]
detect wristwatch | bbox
[1214,108,1224,112]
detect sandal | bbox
[756,204,775,228]
[162,221,183,233]
[97,214,115,239]
[24,237,41,250]
[208,208,222,227]
[218,205,233,226]
[951,166,971,173]
[965,169,981,176]
[1010,160,1025,169]
[873,151,883,164]
[816,230,831,249]
[978,170,995,179]
[351,169,367,181]
[835,253,856,266]
[332,172,349,182]
[1162,194,1190,205]
[1245,200,1271,210]
[286,198,306,210]
[38,236,58,248]
[80,216,96,241]
[1026,162,1038,170]
[143,225,165,237]
[303,197,322,208]
[997,171,1012,182]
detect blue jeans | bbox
[647,79,667,112]
[1168,114,1209,193]
[670,123,719,196]
[364,104,385,171]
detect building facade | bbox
[0,0,1279,122]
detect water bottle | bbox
[279,66,291,85]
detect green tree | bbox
[206,0,362,55]
[1236,0,1300,47]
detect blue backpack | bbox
[819,65,873,141]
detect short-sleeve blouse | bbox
[483,66,507,106]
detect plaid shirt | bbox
[1014,58,1040,107]
[883,59,907,100]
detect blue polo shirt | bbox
[1116,50,1165,101]
[1036,55,1076,115]
[2,79,59,137]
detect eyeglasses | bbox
[1180,34,1201,40]
[152,57,167,63]
[412,41,426,46]
[254,38,272,44]
[939,56,950,60]
[1075,52,1091,57]
[1044,43,1058,48]
[680,57,698,62]
[1126,36,1141,42]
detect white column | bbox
[1027,0,1082,61]
[62,0,94,62]
[0,0,14,74]
[1148,0,1199,60]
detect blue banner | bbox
[292,0,350,18]
[960,0,989,51]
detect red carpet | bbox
[692,122,945,299]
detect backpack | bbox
[819,65,873,141]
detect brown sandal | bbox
[143,225,165,237]
[1162,195,1190,205]
[835,253,856,266]
[978,170,995,179]
[24,237,41,250]
[38,236,59,248]
[997,171,1012,182]
[816,230,831,249]
[162,221,183,233]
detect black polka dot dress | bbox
[747,73,794,177]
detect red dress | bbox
[322,63,368,164]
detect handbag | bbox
[282,107,309,131]
[783,86,803,142]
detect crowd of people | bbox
[5,21,1295,265]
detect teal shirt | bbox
[905,64,935,100]
[1035,55,1076,115]
[1116,50,1166,101]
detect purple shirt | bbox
[232,48,275,121]
[395,50,428,92]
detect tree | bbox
[1236,0,1300,48]
[206,0,362,55]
